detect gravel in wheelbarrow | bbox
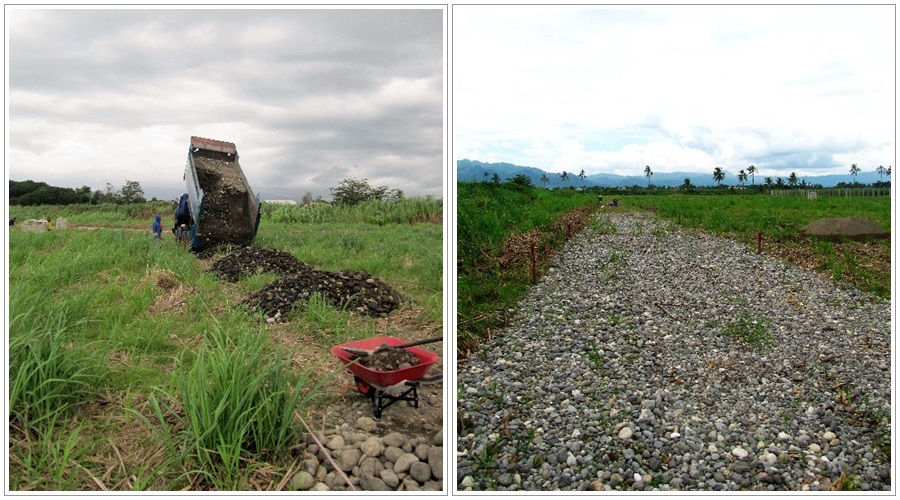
[357,345,422,371]
[331,336,439,388]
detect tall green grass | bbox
[261,197,442,225]
[457,182,597,353]
[163,325,314,488]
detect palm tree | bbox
[850,163,860,184]
[788,172,798,187]
[747,165,757,185]
[775,177,785,187]
[738,170,747,186]
[482,171,489,183]
[644,165,653,188]
[713,167,725,186]
[560,171,569,184]
[578,169,586,184]
[876,165,887,181]
[540,173,550,187]
[764,176,773,188]
[491,173,500,184]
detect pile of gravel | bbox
[359,347,422,371]
[457,212,890,491]
[290,418,442,491]
[210,246,311,282]
[242,269,403,319]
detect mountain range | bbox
[457,159,888,188]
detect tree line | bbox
[10,180,147,206]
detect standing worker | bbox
[44,216,52,231]
[152,214,162,246]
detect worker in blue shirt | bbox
[152,214,162,246]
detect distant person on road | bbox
[152,214,162,245]
[44,216,52,231]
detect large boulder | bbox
[798,216,889,240]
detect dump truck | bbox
[181,136,262,251]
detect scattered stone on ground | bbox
[192,151,257,246]
[210,246,311,282]
[288,420,443,491]
[358,345,422,371]
[798,216,889,240]
[457,211,890,491]
[243,268,403,319]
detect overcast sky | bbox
[454,5,894,179]
[9,8,443,201]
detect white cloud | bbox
[8,8,443,201]
[454,5,894,177]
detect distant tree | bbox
[747,165,757,185]
[713,167,725,186]
[578,169,586,183]
[800,179,807,188]
[764,177,773,188]
[560,171,569,184]
[301,192,315,205]
[876,165,887,181]
[888,166,892,177]
[680,178,693,190]
[775,177,785,187]
[540,173,550,187]
[491,173,500,184]
[850,163,860,183]
[510,174,533,187]
[787,172,798,188]
[482,171,489,183]
[738,170,747,186]
[330,177,397,205]
[644,165,653,187]
[119,180,146,203]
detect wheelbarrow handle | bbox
[341,336,443,357]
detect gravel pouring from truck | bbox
[183,136,262,251]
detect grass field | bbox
[8,206,441,490]
[616,193,889,238]
[457,182,597,354]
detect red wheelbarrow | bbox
[331,336,440,418]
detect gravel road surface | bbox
[457,211,890,491]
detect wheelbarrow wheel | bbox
[354,376,372,395]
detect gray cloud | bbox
[9,8,443,201]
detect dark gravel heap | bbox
[193,151,256,246]
[211,246,311,282]
[243,269,403,319]
[359,346,422,372]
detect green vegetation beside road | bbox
[615,194,889,238]
[457,182,597,354]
